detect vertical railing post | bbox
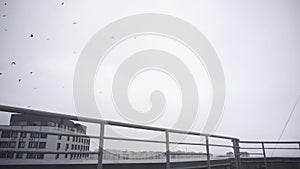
[97,123,105,169]
[165,130,171,169]
[205,136,211,169]
[261,143,268,169]
[232,139,241,169]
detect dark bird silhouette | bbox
[18,79,21,82]
[73,22,77,24]
[0,73,2,75]
[30,34,34,38]
[11,61,16,65]
[61,2,64,5]
[30,71,33,74]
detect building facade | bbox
[0,114,90,161]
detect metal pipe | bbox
[233,139,241,169]
[240,141,300,144]
[205,136,211,169]
[0,104,238,140]
[97,123,105,169]
[165,130,170,169]
[262,143,268,169]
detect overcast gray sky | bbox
[0,0,300,154]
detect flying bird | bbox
[11,61,16,65]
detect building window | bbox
[18,141,25,148]
[20,132,27,138]
[65,154,68,158]
[0,141,8,148]
[56,154,59,159]
[30,133,39,138]
[33,121,41,126]
[0,152,5,158]
[1,131,11,138]
[0,152,14,159]
[48,122,55,127]
[71,144,74,150]
[65,144,69,151]
[26,153,44,159]
[26,153,36,159]
[28,142,38,148]
[9,141,16,148]
[58,135,62,140]
[18,121,27,126]
[16,153,23,159]
[37,153,44,159]
[40,133,47,138]
[67,136,70,141]
[10,132,18,138]
[57,143,61,150]
[39,142,46,149]
[7,152,14,159]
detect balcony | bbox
[0,104,299,169]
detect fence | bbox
[0,104,299,169]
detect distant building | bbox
[92,149,207,161]
[226,151,250,158]
[240,152,250,158]
[226,152,234,158]
[0,114,90,161]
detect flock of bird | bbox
[0,61,33,83]
[1,2,71,108]
[0,1,76,83]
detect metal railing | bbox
[0,104,299,169]
[239,140,300,169]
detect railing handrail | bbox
[0,104,237,140]
[240,141,300,144]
